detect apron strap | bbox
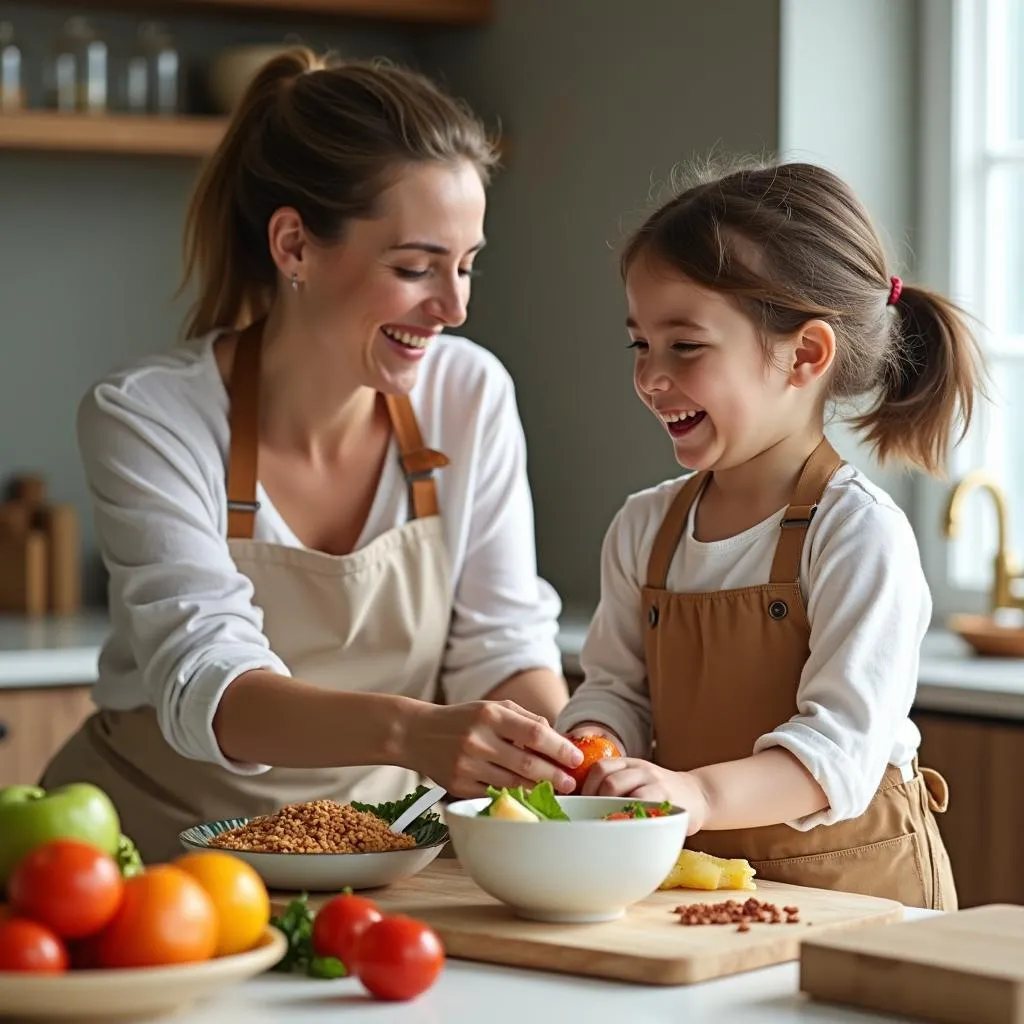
[224,320,450,539]
[383,394,449,520]
[225,320,264,540]
[768,437,845,584]
[645,471,709,589]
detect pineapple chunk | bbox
[488,792,540,821]
[659,848,757,891]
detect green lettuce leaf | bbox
[479,780,569,821]
[351,785,449,847]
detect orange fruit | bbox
[96,865,217,968]
[567,735,622,789]
[175,851,270,957]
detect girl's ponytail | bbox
[852,284,988,475]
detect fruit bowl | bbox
[0,924,286,1021]
[444,795,689,924]
[179,818,447,892]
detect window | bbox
[916,0,1024,619]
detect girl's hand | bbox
[581,757,710,834]
[409,699,585,798]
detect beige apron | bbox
[42,322,453,864]
[642,438,957,910]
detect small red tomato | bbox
[311,894,382,966]
[0,917,69,973]
[8,839,124,940]
[354,915,445,1002]
[567,735,622,789]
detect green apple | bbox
[0,783,121,888]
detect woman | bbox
[41,48,581,862]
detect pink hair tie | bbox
[886,275,903,306]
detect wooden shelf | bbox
[0,111,227,158]
[54,0,493,25]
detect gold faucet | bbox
[943,470,1023,612]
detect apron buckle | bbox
[227,499,261,512]
[780,504,817,528]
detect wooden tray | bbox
[800,903,1024,1024]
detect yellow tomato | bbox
[174,851,270,957]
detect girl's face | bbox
[625,255,807,473]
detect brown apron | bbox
[643,438,956,910]
[42,322,453,864]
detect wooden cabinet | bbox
[0,687,96,788]
[913,709,1024,909]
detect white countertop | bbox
[3,608,1024,721]
[133,913,933,1024]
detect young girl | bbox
[556,160,985,910]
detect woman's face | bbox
[283,159,487,394]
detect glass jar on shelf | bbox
[121,22,181,116]
[48,17,108,114]
[0,21,24,112]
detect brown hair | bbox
[621,159,987,475]
[180,47,499,339]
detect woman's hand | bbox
[406,699,585,797]
[581,757,710,835]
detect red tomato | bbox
[354,915,444,1001]
[312,894,382,966]
[8,839,124,940]
[0,917,69,973]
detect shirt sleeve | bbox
[439,369,564,703]
[752,501,932,829]
[78,381,288,775]
[554,501,654,757]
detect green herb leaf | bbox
[352,784,449,847]
[269,895,316,974]
[308,955,346,979]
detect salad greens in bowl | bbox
[445,782,689,923]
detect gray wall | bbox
[778,0,920,515]
[422,0,781,616]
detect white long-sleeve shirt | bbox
[79,330,563,772]
[556,462,930,831]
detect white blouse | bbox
[556,462,931,831]
[78,330,563,770]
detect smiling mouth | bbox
[660,410,707,438]
[381,326,436,350]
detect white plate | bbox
[178,818,448,891]
[0,925,286,1021]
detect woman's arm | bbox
[213,668,583,795]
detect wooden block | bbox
[0,531,48,615]
[40,505,80,615]
[800,904,1024,1024]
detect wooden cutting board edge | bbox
[269,863,906,987]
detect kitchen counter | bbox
[3,608,1024,721]
[132,913,933,1024]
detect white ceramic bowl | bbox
[445,795,689,923]
[179,818,447,891]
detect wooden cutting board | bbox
[271,859,903,985]
[800,903,1024,1024]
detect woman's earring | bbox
[290,272,299,292]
